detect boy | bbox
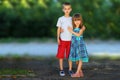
[56,2,73,76]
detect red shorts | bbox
[56,39,71,59]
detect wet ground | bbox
[0,58,120,80]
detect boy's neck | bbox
[64,14,70,17]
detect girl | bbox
[68,13,89,77]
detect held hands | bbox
[68,27,73,33]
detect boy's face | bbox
[63,5,72,15]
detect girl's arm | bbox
[68,26,86,37]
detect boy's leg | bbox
[68,60,72,71]
[66,41,72,70]
[56,39,66,76]
[59,58,63,70]
[66,41,74,76]
[68,60,74,76]
[59,58,65,76]
[65,41,71,58]
[56,39,65,70]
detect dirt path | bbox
[0,58,120,80]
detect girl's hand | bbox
[82,26,86,31]
[60,28,64,33]
[68,27,73,32]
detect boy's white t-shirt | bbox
[57,16,72,41]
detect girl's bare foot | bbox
[71,73,80,77]
[79,70,84,77]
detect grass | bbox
[0,69,36,78]
[0,37,56,43]
[0,69,29,75]
[0,54,54,61]
[89,55,120,61]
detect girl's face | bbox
[74,20,81,27]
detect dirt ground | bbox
[0,57,120,80]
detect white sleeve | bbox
[56,18,61,27]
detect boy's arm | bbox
[57,27,61,44]
[68,26,86,37]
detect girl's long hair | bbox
[72,13,83,28]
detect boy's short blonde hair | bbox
[62,2,71,8]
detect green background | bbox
[0,0,120,39]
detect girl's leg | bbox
[76,61,79,66]
[79,69,84,77]
[59,59,63,70]
[77,60,84,77]
[72,60,83,77]
[76,60,82,73]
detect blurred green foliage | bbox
[0,0,120,39]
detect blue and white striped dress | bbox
[69,28,89,62]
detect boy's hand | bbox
[57,38,60,45]
[68,27,73,32]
